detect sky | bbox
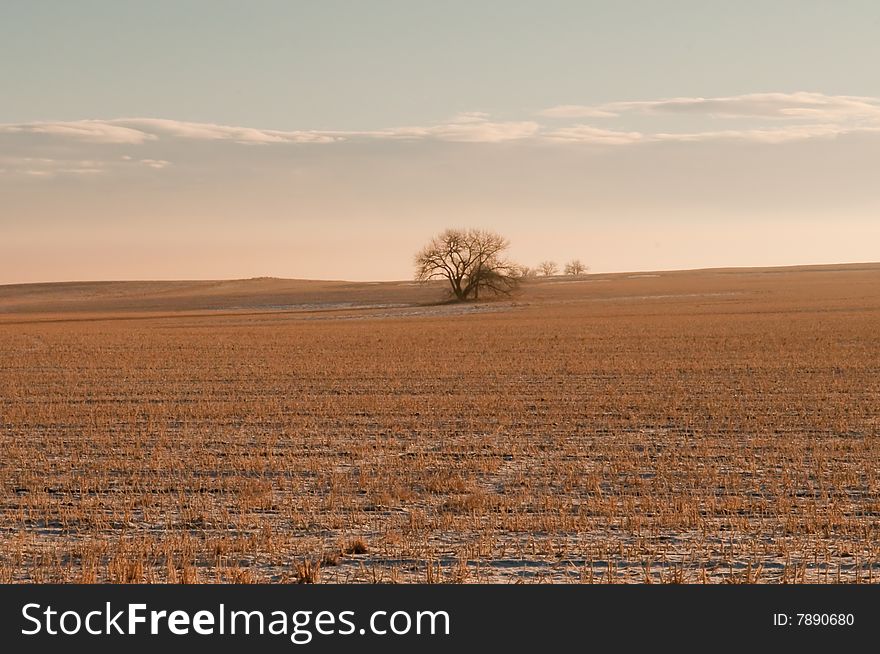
[2,0,879,283]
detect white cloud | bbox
[139,158,171,169]
[540,92,880,122]
[0,120,155,144]
[652,124,847,144]
[421,118,541,143]
[544,125,644,144]
[109,118,338,144]
[0,156,112,177]
[448,111,492,123]
[0,115,539,146]
[3,93,880,175]
[341,113,542,143]
[536,92,880,145]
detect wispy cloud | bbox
[0,156,114,177]
[543,121,876,145]
[110,118,339,144]
[652,124,880,144]
[377,117,541,143]
[324,113,542,143]
[0,120,155,144]
[138,158,171,169]
[540,92,880,122]
[0,114,542,147]
[448,111,492,124]
[544,125,644,144]
[3,92,880,174]
[0,153,178,177]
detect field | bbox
[1,264,879,583]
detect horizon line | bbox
[2,260,878,290]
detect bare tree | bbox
[415,228,520,301]
[564,259,589,276]
[538,261,559,276]
[517,265,538,279]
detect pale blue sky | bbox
[4,1,880,128]
[1,1,879,282]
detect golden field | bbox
[1,264,878,583]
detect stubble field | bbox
[1,264,878,583]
